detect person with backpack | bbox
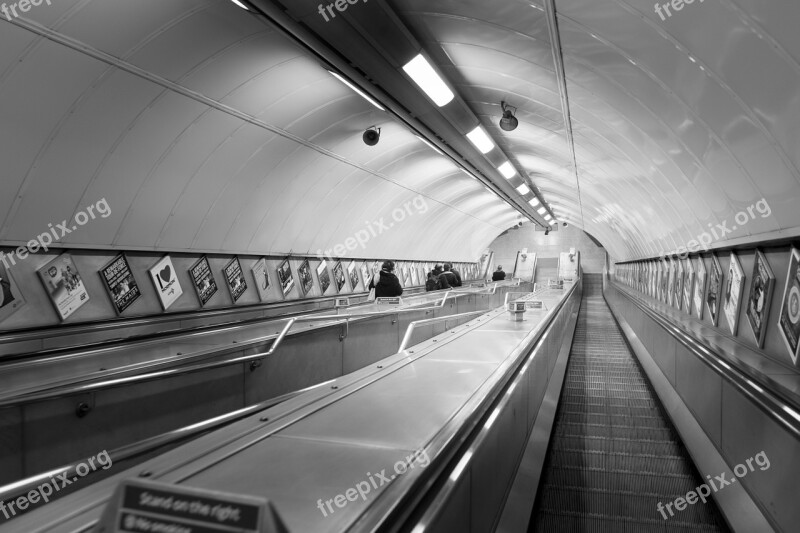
[444,263,462,287]
[425,271,438,292]
[439,264,458,288]
[368,260,403,297]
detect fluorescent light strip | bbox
[516,184,530,195]
[529,197,540,206]
[230,0,249,9]
[328,71,385,111]
[402,54,455,107]
[466,126,495,154]
[537,207,547,215]
[498,161,516,179]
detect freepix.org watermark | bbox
[1,0,51,21]
[658,198,771,261]
[0,198,111,269]
[316,448,430,518]
[656,450,770,520]
[0,450,112,520]
[654,0,704,21]
[315,196,428,261]
[317,0,367,22]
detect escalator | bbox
[530,274,730,532]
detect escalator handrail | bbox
[347,277,582,532]
[0,379,334,509]
[612,281,800,441]
[0,287,502,407]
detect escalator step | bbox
[529,277,729,532]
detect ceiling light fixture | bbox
[529,197,540,207]
[537,207,546,215]
[498,161,516,179]
[466,126,495,154]
[402,54,454,107]
[499,101,519,131]
[230,0,249,9]
[516,184,530,195]
[328,71,385,111]
[416,135,442,155]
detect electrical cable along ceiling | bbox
[1,0,799,263]
[265,0,800,260]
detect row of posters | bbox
[616,248,800,365]
[0,253,481,324]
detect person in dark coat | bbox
[444,263,462,287]
[369,260,403,297]
[439,265,458,288]
[432,264,450,289]
[492,266,506,281]
[425,271,438,292]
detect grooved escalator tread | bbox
[529,276,730,532]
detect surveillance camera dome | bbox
[499,101,518,131]
[563,222,568,227]
[363,127,381,146]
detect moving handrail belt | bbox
[0,285,506,408]
[613,283,800,441]
[350,280,581,532]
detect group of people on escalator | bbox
[365,260,465,298]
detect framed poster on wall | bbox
[223,257,247,303]
[316,260,331,295]
[693,258,706,320]
[298,259,314,296]
[746,250,775,348]
[333,261,346,292]
[706,254,723,327]
[674,260,684,310]
[37,253,90,321]
[149,255,182,311]
[659,261,668,303]
[100,254,141,315]
[347,260,360,291]
[777,247,800,365]
[252,258,271,301]
[683,259,695,315]
[0,262,26,324]
[277,258,294,297]
[666,259,676,307]
[189,256,218,307]
[723,252,745,336]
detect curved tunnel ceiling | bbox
[1,0,799,263]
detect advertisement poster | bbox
[100,254,141,315]
[777,247,800,365]
[666,259,675,307]
[693,258,706,320]
[674,260,684,310]
[277,259,294,297]
[252,258,271,301]
[0,262,26,324]
[360,261,371,289]
[683,259,694,315]
[660,261,669,303]
[37,253,90,321]
[347,260,360,291]
[317,261,331,295]
[149,255,182,310]
[706,254,723,327]
[723,252,745,336]
[333,261,346,292]
[189,256,218,307]
[746,250,775,348]
[299,259,314,296]
[223,257,247,303]
[410,263,419,286]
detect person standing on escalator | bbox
[369,260,403,298]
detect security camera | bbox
[499,101,518,131]
[563,222,568,227]
[363,126,381,146]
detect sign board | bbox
[507,301,526,312]
[376,297,402,306]
[149,255,182,311]
[525,300,544,310]
[37,253,90,321]
[224,257,248,303]
[189,256,218,307]
[93,478,288,533]
[335,297,350,308]
[100,254,142,315]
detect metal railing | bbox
[0,287,508,408]
[398,310,490,352]
[612,283,800,441]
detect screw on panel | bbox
[260,416,270,422]
[331,385,339,389]
[75,402,91,418]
